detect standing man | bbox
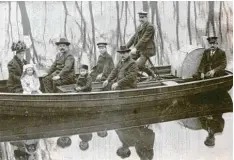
[90,42,114,82]
[126,11,156,80]
[42,38,75,93]
[194,36,227,79]
[103,45,138,90]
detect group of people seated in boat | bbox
[6,11,227,94]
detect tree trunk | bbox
[123,1,128,44]
[219,1,223,43]
[43,1,47,57]
[194,2,198,44]
[88,1,97,66]
[150,1,156,25]
[187,1,192,45]
[16,3,20,39]
[8,2,13,43]
[155,2,164,65]
[18,1,39,63]
[75,1,87,50]
[142,1,149,12]
[133,1,137,32]
[176,2,180,50]
[205,1,216,36]
[62,2,68,38]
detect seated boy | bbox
[75,64,92,92]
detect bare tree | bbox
[218,1,223,43]
[18,1,39,63]
[176,2,180,50]
[16,3,20,39]
[75,1,87,50]
[150,1,156,25]
[142,1,149,12]
[205,1,216,36]
[62,2,68,38]
[194,2,199,44]
[123,1,128,44]
[8,2,13,43]
[89,1,97,66]
[155,2,164,64]
[133,1,137,32]
[43,1,47,56]
[187,1,192,45]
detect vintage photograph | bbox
[0,1,233,160]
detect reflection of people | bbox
[79,134,92,151]
[90,42,114,82]
[97,131,108,138]
[103,45,138,90]
[42,38,75,93]
[14,150,30,160]
[193,36,227,79]
[126,11,156,80]
[116,126,155,160]
[21,64,42,94]
[75,64,92,92]
[7,41,28,93]
[57,137,72,148]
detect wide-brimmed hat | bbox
[55,38,71,46]
[23,64,35,72]
[117,45,131,53]
[207,36,218,44]
[11,41,27,53]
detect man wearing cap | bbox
[126,11,156,80]
[7,41,28,93]
[103,45,138,90]
[42,38,75,93]
[90,42,114,82]
[194,36,227,79]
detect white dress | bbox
[21,75,42,94]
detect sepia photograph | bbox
[0,1,233,160]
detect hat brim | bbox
[55,42,70,46]
[117,49,131,53]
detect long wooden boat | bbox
[0,64,232,117]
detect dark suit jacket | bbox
[107,57,138,89]
[127,21,156,57]
[197,47,227,76]
[48,51,75,79]
[91,52,114,81]
[76,74,92,92]
[7,56,27,92]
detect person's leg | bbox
[136,55,155,78]
[42,75,54,93]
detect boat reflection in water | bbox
[0,91,232,160]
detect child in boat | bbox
[21,64,42,94]
[75,64,92,92]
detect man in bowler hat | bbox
[42,38,75,93]
[194,36,227,79]
[103,45,138,90]
[126,11,156,80]
[90,42,114,82]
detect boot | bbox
[204,134,215,147]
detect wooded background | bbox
[0,1,232,78]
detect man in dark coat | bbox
[90,42,114,82]
[42,38,75,93]
[7,41,28,93]
[126,11,156,79]
[103,45,138,90]
[194,36,227,79]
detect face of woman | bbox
[26,68,34,76]
[16,50,26,60]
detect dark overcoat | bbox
[76,74,92,92]
[7,56,27,93]
[197,47,227,76]
[126,21,156,57]
[107,57,138,90]
[90,52,114,81]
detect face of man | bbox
[120,51,130,61]
[139,15,147,24]
[57,44,69,53]
[98,46,107,55]
[210,42,218,51]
